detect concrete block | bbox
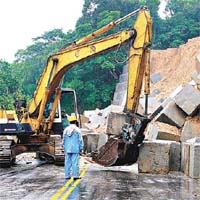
[181,138,200,178]
[112,91,126,106]
[150,73,161,83]
[151,86,183,120]
[189,143,200,178]
[139,97,160,114]
[161,97,173,108]
[102,104,124,118]
[191,71,200,90]
[145,123,159,140]
[83,133,99,153]
[181,142,190,175]
[80,115,89,128]
[122,64,128,74]
[155,101,186,128]
[115,82,127,92]
[146,122,180,142]
[187,137,200,143]
[138,140,171,174]
[181,117,200,142]
[119,73,128,82]
[169,142,181,171]
[174,84,200,116]
[169,85,183,99]
[97,133,108,150]
[106,112,126,135]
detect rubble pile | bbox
[138,37,200,178]
[81,37,200,178]
[81,105,124,155]
[140,82,200,177]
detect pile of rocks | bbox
[81,38,200,179]
[80,104,124,155]
[138,53,200,178]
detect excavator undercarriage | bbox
[0,119,65,167]
[0,134,65,167]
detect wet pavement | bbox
[0,155,200,200]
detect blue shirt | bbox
[62,125,84,153]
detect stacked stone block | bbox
[181,138,200,178]
[138,140,181,174]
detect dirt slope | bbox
[150,37,200,101]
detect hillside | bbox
[151,37,200,101]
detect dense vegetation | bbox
[0,0,199,112]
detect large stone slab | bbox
[97,133,108,150]
[191,71,200,86]
[82,131,99,153]
[189,143,200,178]
[150,86,183,120]
[155,101,186,128]
[150,73,161,83]
[119,73,128,82]
[181,142,190,175]
[146,122,180,142]
[115,82,127,92]
[139,97,160,114]
[106,112,126,135]
[181,138,200,178]
[112,91,126,106]
[174,84,200,116]
[138,140,180,174]
[169,142,181,171]
[181,117,200,142]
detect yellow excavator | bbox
[0,6,152,167]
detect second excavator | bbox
[0,6,152,167]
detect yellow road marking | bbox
[50,177,73,200]
[60,165,88,200]
[50,165,88,200]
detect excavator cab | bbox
[44,88,80,135]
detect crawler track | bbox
[50,135,65,165]
[0,138,15,167]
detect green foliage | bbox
[155,0,199,48]
[1,0,199,112]
[0,60,23,109]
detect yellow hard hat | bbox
[68,115,77,122]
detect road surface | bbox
[0,154,200,200]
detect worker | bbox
[62,120,84,179]
[61,110,70,129]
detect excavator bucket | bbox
[92,114,150,167]
[93,137,139,167]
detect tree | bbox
[0,60,22,109]
[155,0,200,48]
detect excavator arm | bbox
[25,29,135,131]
